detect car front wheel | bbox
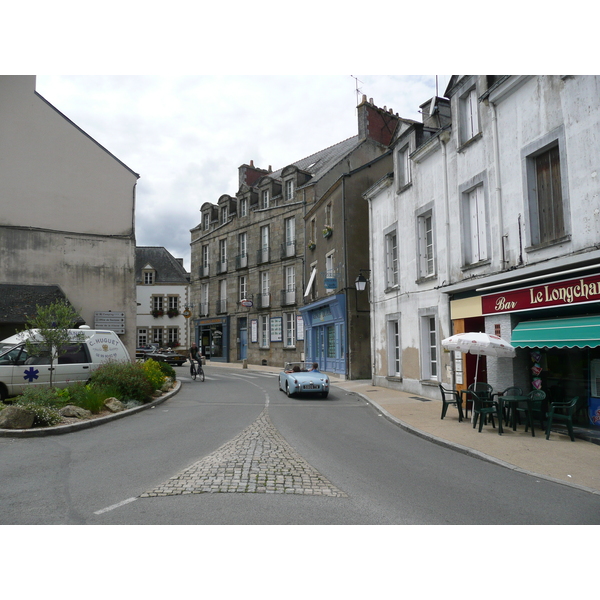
[286,382,294,398]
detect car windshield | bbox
[0,343,19,357]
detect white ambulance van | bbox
[0,326,131,401]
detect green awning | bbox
[512,315,600,349]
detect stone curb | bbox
[0,380,181,438]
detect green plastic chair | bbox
[438,384,464,422]
[495,386,523,426]
[517,390,546,437]
[468,390,502,434]
[545,396,579,441]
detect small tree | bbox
[20,300,85,388]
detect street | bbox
[1,365,599,525]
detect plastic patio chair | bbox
[545,396,579,441]
[495,386,523,425]
[438,384,464,422]
[516,389,546,436]
[468,390,502,434]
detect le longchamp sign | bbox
[482,273,600,315]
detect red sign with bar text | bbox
[482,273,600,315]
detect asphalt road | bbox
[1,365,599,525]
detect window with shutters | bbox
[465,185,488,264]
[460,86,480,144]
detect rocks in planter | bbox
[0,406,35,429]
[59,405,92,419]
[104,397,125,413]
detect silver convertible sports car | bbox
[278,363,330,398]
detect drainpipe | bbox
[439,130,455,389]
[490,101,505,267]
[367,195,375,386]
[342,175,349,380]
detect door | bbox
[239,318,248,360]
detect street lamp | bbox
[355,273,368,292]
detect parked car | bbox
[145,349,186,367]
[278,363,330,398]
[0,326,131,401]
[135,344,159,359]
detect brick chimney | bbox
[357,94,400,146]
[238,160,269,188]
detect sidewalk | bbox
[212,361,600,495]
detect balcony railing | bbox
[217,299,227,314]
[281,287,297,306]
[257,293,270,309]
[216,260,228,275]
[236,254,248,269]
[281,240,296,259]
[256,247,270,265]
[199,302,209,317]
[199,264,210,278]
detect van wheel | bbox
[0,384,8,402]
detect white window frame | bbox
[261,189,269,209]
[221,206,228,224]
[167,327,179,344]
[386,316,401,377]
[239,197,248,217]
[397,144,411,188]
[218,279,227,313]
[285,179,294,201]
[460,86,480,144]
[284,312,295,348]
[284,217,295,257]
[239,275,248,302]
[201,283,209,315]
[260,271,270,308]
[325,201,333,229]
[238,232,248,268]
[137,328,148,347]
[384,223,399,289]
[259,225,269,263]
[416,206,435,279]
[219,238,227,272]
[419,311,439,381]
[259,315,269,348]
[152,327,164,345]
[203,212,210,231]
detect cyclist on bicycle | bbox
[189,342,202,376]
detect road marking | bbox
[94,497,137,515]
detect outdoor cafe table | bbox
[496,395,535,436]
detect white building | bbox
[0,75,140,355]
[136,247,190,352]
[365,75,600,428]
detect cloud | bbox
[36,75,448,270]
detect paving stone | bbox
[140,409,346,497]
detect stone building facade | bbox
[190,97,399,371]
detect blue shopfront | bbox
[300,294,346,375]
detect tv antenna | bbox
[350,75,363,106]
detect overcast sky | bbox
[35,74,451,270]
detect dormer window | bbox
[203,212,210,231]
[221,206,228,224]
[239,197,248,217]
[143,264,156,285]
[285,179,294,201]
[261,189,270,209]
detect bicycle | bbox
[190,358,205,382]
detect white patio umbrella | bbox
[441,331,516,385]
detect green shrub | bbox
[90,361,154,403]
[16,403,62,427]
[157,361,176,380]
[15,386,63,407]
[142,359,167,390]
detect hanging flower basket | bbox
[323,225,333,238]
[308,241,316,250]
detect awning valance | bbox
[511,315,600,349]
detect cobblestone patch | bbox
[140,409,347,497]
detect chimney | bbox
[357,97,400,146]
[238,161,269,188]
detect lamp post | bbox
[354,270,370,313]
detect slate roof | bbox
[0,284,85,325]
[268,135,362,186]
[135,247,190,284]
